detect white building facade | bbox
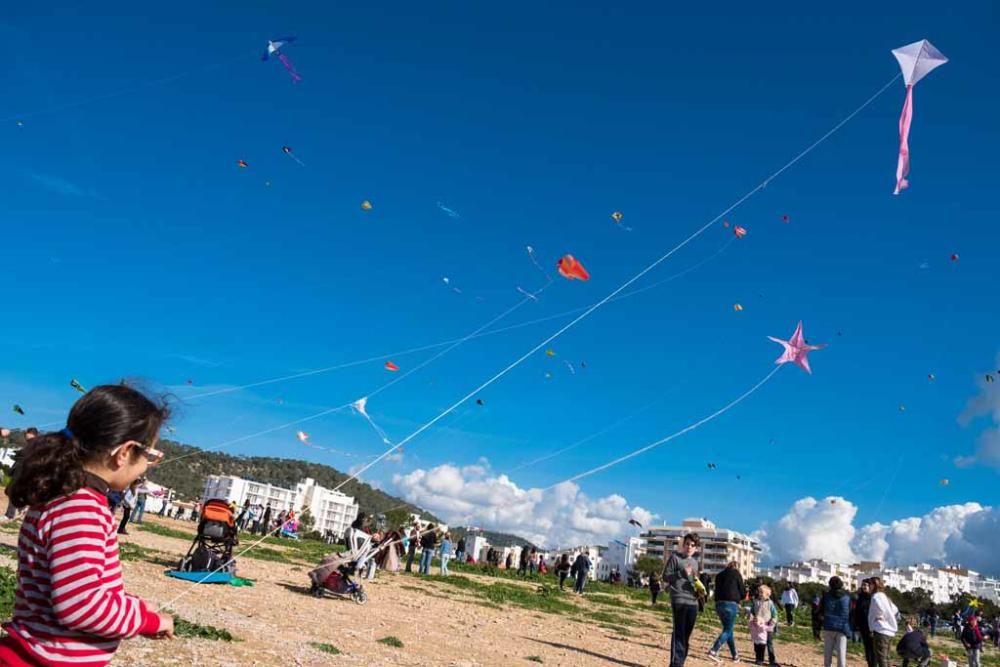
[549,546,603,580]
[203,475,359,539]
[642,518,761,579]
[601,537,645,578]
[760,559,862,590]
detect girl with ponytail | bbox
[0,385,174,666]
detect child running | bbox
[0,385,174,666]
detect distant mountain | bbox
[146,439,438,522]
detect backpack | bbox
[107,491,124,509]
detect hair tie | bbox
[61,427,75,440]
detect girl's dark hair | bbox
[5,385,169,507]
[350,511,368,530]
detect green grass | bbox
[118,541,157,561]
[0,567,15,619]
[377,636,404,648]
[586,593,631,608]
[599,624,633,637]
[137,522,195,541]
[240,547,293,564]
[309,642,341,655]
[586,610,639,627]
[426,574,581,616]
[171,614,237,641]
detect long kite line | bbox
[331,73,901,494]
[182,237,735,402]
[0,52,252,124]
[545,365,783,489]
[159,289,538,465]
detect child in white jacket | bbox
[868,577,900,667]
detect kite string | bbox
[545,365,782,489]
[334,73,899,493]
[160,293,535,465]
[182,236,732,402]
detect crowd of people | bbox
[1,385,996,667]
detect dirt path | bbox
[0,516,867,666]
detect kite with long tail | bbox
[262,37,302,82]
[891,39,947,194]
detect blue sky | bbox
[2,1,998,543]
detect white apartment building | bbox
[972,574,1000,604]
[760,559,861,590]
[203,475,359,539]
[601,537,646,578]
[463,534,490,562]
[641,518,761,579]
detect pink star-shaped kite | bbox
[768,321,825,374]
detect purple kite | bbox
[262,37,302,82]
[768,321,825,374]
[891,39,947,194]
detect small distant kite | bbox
[237,159,248,168]
[545,349,556,358]
[723,221,730,229]
[899,404,907,412]
[891,39,947,194]
[768,321,824,374]
[557,254,590,281]
[476,399,484,406]
[442,277,462,294]
[70,379,86,394]
[186,379,194,385]
[543,372,552,380]
[361,200,373,211]
[351,396,392,445]
[16,121,23,127]
[830,499,838,505]
[384,361,400,372]
[564,361,576,375]
[733,226,747,239]
[296,431,309,443]
[281,146,305,166]
[627,518,643,528]
[437,202,460,219]
[707,463,717,470]
[610,211,631,231]
[950,253,959,262]
[12,405,24,415]
[781,215,790,224]
[986,374,995,384]
[928,373,935,381]
[733,303,743,312]
[262,37,302,82]
[939,478,949,486]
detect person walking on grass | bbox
[439,532,453,576]
[0,385,174,665]
[571,552,591,594]
[708,560,746,662]
[455,536,466,563]
[663,533,702,667]
[405,525,419,572]
[867,577,898,667]
[750,584,780,666]
[780,584,799,626]
[517,547,529,576]
[419,526,437,575]
[132,479,147,524]
[557,553,571,590]
[961,613,984,667]
[649,573,662,606]
[117,480,138,535]
[854,578,876,667]
[820,576,853,667]
[528,547,538,576]
[897,617,932,667]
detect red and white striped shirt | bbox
[1,479,160,666]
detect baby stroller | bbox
[307,534,380,605]
[177,499,238,574]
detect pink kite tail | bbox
[277,53,302,82]
[894,85,913,195]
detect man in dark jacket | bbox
[707,561,746,662]
[455,537,466,562]
[853,578,876,667]
[663,533,702,667]
[571,552,591,594]
[819,576,853,667]
[897,618,931,667]
[405,526,419,572]
[418,527,437,575]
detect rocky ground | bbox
[0,514,955,666]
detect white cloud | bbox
[758,499,998,576]
[392,459,657,548]
[957,355,1000,468]
[757,497,859,565]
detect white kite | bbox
[352,397,392,445]
[891,39,947,194]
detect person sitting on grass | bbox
[0,386,174,666]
